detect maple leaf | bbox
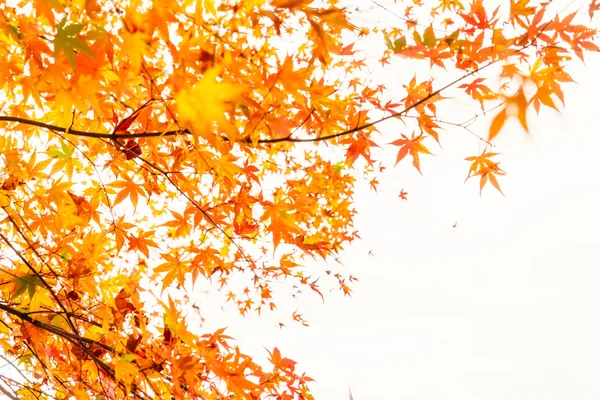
[459,77,496,106]
[343,134,379,165]
[465,150,506,194]
[114,105,146,133]
[154,253,189,291]
[162,210,192,238]
[112,177,145,209]
[590,0,600,18]
[122,139,142,160]
[196,0,216,18]
[488,87,530,140]
[399,189,408,201]
[385,35,407,53]
[10,274,43,301]
[389,134,433,174]
[369,177,378,191]
[54,18,94,69]
[85,0,102,19]
[176,67,242,142]
[488,107,507,141]
[127,231,158,258]
[35,0,62,26]
[423,26,437,47]
[261,197,303,250]
[114,289,135,314]
[121,31,148,74]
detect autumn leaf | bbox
[343,134,379,165]
[389,134,433,173]
[112,177,145,209]
[488,87,530,140]
[261,197,303,250]
[84,0,102,19]
[121,31,147,74]
[176,67,242,142]
[196,0,216,18]
[48,141,74,160]
[114,289,135,314]
[36,0,61,26]
[127,231,158,258]
[122,139,142,159]
[155,254,189,291]
[10,274,43,301]
[54,18,94,69]
[513,88,529,132]
[488,107,507,141]
[465,150,506,194]
[0,191,11,207]
[385,35,407,53]
[590,0,600,18]
[114,106,145,133]
[423,26,436,47]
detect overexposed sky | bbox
[198,4,600,400]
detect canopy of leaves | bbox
[0,0,597,398]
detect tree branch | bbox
[0,23,548,147]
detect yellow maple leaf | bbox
[175,67,242,144]
[0,191,10,207]
[114,354,138,388]
[121,31,147,74]
[196,0,216,20]
[74,382,91,400]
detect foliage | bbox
[0,0,597,398]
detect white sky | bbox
[196,17,600,400]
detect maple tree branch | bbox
[0,303,113,353]
[0,297,148,398]
[0,23,552,149]
[16,308,102,328]
[49,129,118,229]
[0,374,54,400]
[0,62,516,146]
[104,136,261,279]
[403,114,494,147]
[0,230,79,335]
[135,154,259,271]
[262,22,552,144]
[0,302,152,399]
[0,381,18,400]
[20,339,78,397]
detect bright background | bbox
[199,5,600,400]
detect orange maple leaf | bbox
[465,150,506,194]
[590,0,600,18]
[343,134,379,165]
[488,87,529,140]
[389,134,433,173]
